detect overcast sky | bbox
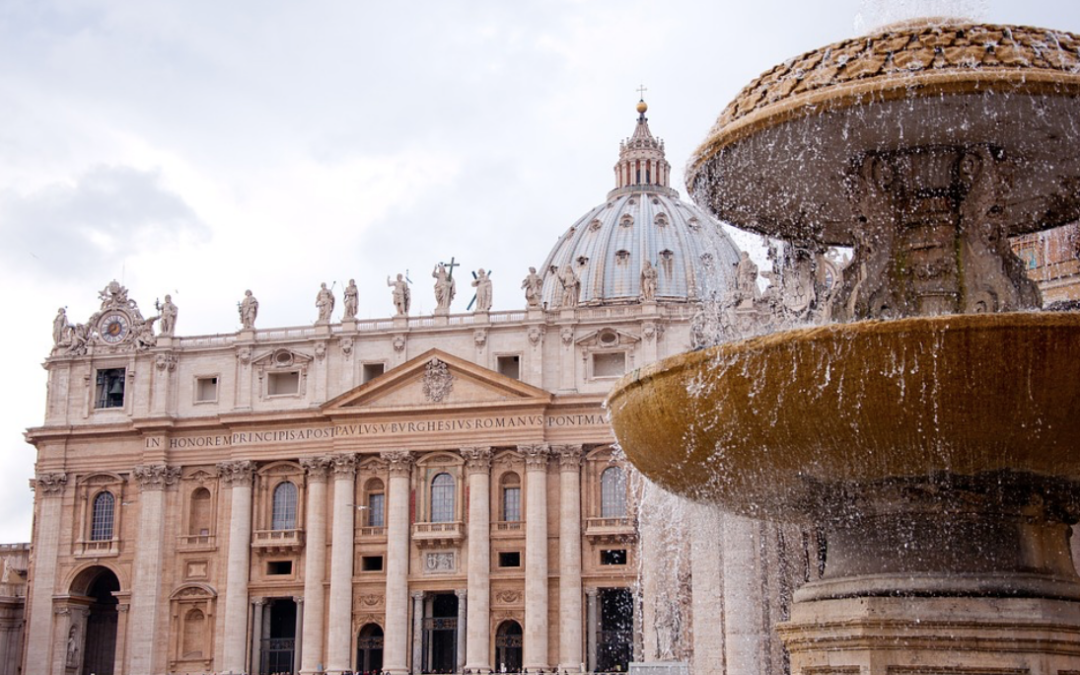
[2,0,1078,543]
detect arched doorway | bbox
[81,567,120,675]
[495,620,522,673]
[356,623,384,673]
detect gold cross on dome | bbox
[637,84,648,100]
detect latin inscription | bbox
[147,413,608,449]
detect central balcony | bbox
[584,517,637,543]
[412,521,465,548]
[252,528,305,553]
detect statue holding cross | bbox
[432,260,457,314]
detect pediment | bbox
[575,327,640,348]
[323,349,551,412]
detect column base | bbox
[778,595,1080,674]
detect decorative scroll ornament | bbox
[553,444,583,470]
[332,453,359,477]
[461,447,493,473]
[300,456,332,482]
[381,451,414,476]
[519,444,550,469]
[422,358,454,403]
[216,460,256,486]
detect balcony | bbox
[178,533,217,551]
[252,528,304,553]
[412,521,465,548]
[75,539,119,558]
[585,516,637,543]
[358,525,387,544]
[492,520,523,538]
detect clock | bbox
[98,311,130,344]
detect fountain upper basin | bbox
[606,312,1080,522]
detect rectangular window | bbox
[502,486,521,522]
[593,352,626,378]
[361,555,384,572]
[95,368,126,409]
[499,551,521,568]
[267,371,300,396]
[267,560,293,575]
[195,376,218,403]
[362,362,386,383]
[367,493,385,528]
[601,549,628,565]
[497,355,521,380]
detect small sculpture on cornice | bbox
[239,290,258,329]
[52,308,69,347]
[522,266,543,308]
[640,260,658,301]
[315,282,335,325]
[343,279,359,320]
[472,269,492,312]
[156,295,178,336]
[422,359,454,403]
[387,274,411,316]
[559,264,580,308]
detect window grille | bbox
[271,481,298,530]
[430,473,455,523]
[90,491,115,541]
[600,466,627,518]
[503,486,521,522]
[368,492,385,527]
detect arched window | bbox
[501,472,521,522]
[600,466,627,518]
[271,481,298,530]
[430,473,455,523]
[366,478,385,528]
[90,491,115,541]
[189,487,212,536]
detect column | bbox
[128,464,182,675]
[328,454,359,672]
[300,457,331,674]
[462,447,493,672]
[722,514,766,675]
[382,451,414,675]
[586,588,598,672]
[521,444,550,671]
[250,599,265,673]
[455,589,467,673]
[24,473,66,675]
[294,596,305,672]
[218,460,256,674]
[555,446,583,672]
[690,504,725,675]
[411,591,425,675]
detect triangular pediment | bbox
[323,349,551,412]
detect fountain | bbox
[609,20,1080,672]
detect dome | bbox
[539,103,743,307]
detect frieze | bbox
[424,551,456,574]
[494,589,521,605]
[359,594,383,607]
[145,412,610,450]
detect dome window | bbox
[655,213,669,227]
[576,256,590,267]
[701,253,714,268]
[659,249,675,261]
[688,217,700,230]
[652,198,660,205]
[615,250,631,264]
[628,198,637,206]
[589,219,602,232]
[620,215,634,228]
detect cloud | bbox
[0,163,208,279]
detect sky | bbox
[2,0,1079,543]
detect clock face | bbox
[98,312,130,343]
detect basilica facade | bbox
[21,104,746,675]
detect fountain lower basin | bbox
[607,312,1080,601]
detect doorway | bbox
[495,620,522,673]
[597,588,633,673]
[260,597,297,674]
[357,623,384,673]
[422,593,458,673]
[82,568,120,675]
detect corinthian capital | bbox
[332,453,359,478]
[460,447,493,474]
[552,444,583,471]
[133,464,182,490]
[381,451,414,477]
[35,472,68,496]
[518,444,550,470]
[216,460,256,486]
[300,456,332,483]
